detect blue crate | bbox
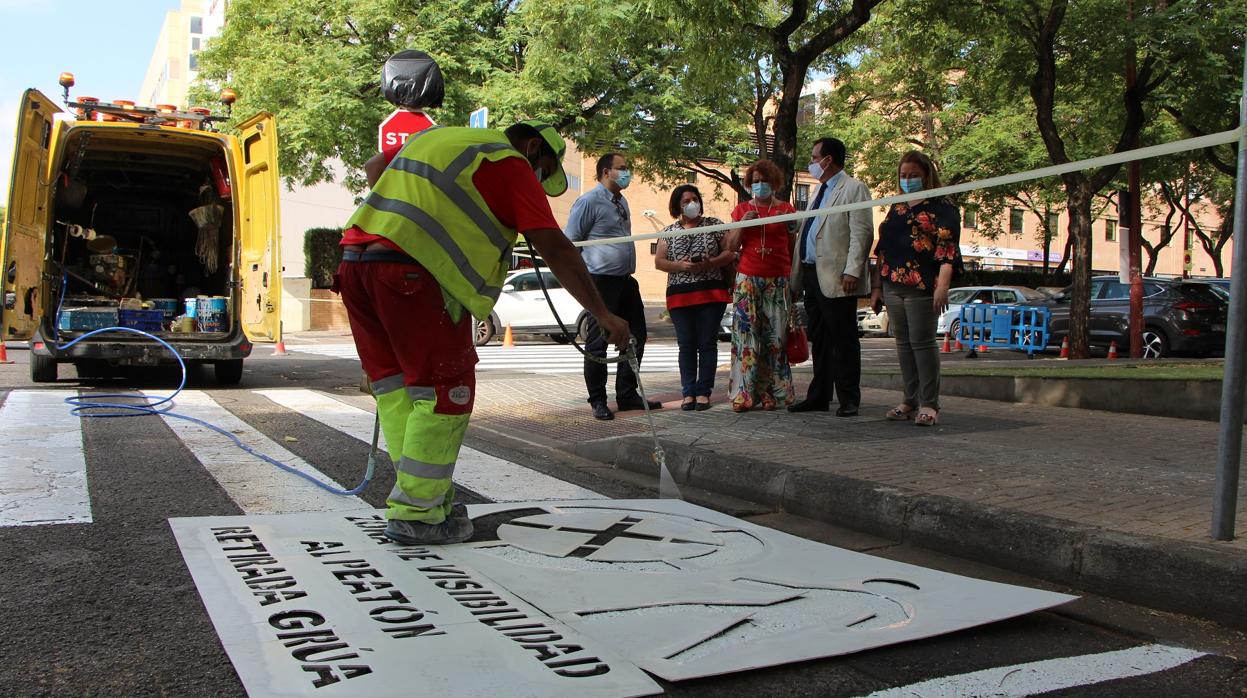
[118,308,165,332]
[58,308,119,332]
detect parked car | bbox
[1018,276,1227,358]
[473,269,587,346]
[937,286,1048,338]
[856,306,889,336]
[1190,278,1231,302]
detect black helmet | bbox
[381,49,444,109]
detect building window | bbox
[190,16,203,34]
[963,207,977,228]
[189,53,199,71]
[1105,219,1117,242]
[685,171,697,184]
[795,183,810,211]
[1046,212,1060,232]
[567,174,581,194]
[192,37,201,51]
[1010,208,1024,234]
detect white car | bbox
[856,306,890,336]
[937,285,1048,337]
[474,268,588,346]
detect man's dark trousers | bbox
[801,264,861,408]
[583,274,648,405]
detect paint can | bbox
[196,296,229,333]
[184,298,198,319]
[151,298,180,320]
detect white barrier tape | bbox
[286,297,343,303]
[571,127,1244,248]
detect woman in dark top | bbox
[655,185,733,410]
[869,151,962,426]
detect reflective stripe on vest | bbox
[346,127,521,320]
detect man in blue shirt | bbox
[565,153,661,420]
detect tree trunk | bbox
[1066,189,1095,359]
[770,65,806,199]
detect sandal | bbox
[886,405,915,421]
[695,397,710,411]
[681,398,696,411]
[915,407,939,427]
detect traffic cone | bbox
[954,336,963,351]
[1107,340,1119,360]
[977,343,989,353]
[502,324,515,348]
[272,339,288,356]
[940,335,952,354]
[0,343,11,365]
[1058,336,1070,359]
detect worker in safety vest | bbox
[338,120,630,546]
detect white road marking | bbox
[867,644,1207,697]
[253,388,605,502]
[144,390,366,514]
[0,391,92,526]
[285,342,811,372]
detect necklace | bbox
[748,201,776,258]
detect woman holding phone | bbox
[655,184,733,410]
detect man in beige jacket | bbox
[789,137,874,416]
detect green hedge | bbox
[304,227,343,289]
[955,267,1071,290]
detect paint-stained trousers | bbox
[337,255,476,523]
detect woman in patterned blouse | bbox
[655,185,734,410]
[869,151,962,427]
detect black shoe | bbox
[681,400,697,411]
[695,401,711,412]
[835,405,859,417]
[591,402,614,420]
[788,400,830,413]
[617,398,662,412]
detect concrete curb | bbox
[573,436,1247,629]
[861,372,1230,422]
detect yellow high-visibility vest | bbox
[346,126,521,320]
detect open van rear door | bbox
[1,89,60,341]
[236,112,281,343]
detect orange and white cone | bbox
[0,343,12,365]
[1058,336,1070,359]
[502,324,515,348]
[940,335,952,354]
[1107,340,1119,360]
[954,337,964,351]
[977,343,989,354]
[272,339,289,356]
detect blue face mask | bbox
[614,170,632,189]
[751,182,773,199]
[900,176,924,194]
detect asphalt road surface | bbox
[0,348,1243,697]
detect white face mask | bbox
[807,161,824,180]
[682,201,701,219]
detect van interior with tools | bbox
[1,81,281,385]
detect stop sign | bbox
[378,109,436,150]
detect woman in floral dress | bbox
[726,160,798,412]
[869,151,962,426]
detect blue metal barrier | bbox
[957,304,1051,357]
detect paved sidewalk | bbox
[468,365,1247,627]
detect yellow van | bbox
[1,86,281,384]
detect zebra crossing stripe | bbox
[144,390,366,515]
[0,390,92,526]
[866,644,1206,697]
[252,388,605,502]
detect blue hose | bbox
[54,325,373,496]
